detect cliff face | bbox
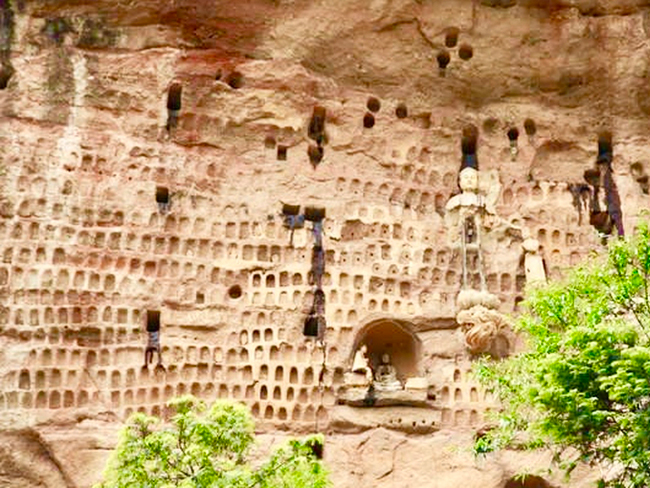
[0,0,648,486]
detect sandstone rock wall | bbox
[0,0,648,486]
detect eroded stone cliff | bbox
[1,0,649,486]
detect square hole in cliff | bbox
[146,310,161,332]
[167,83,182,111]
[156,186,170,205]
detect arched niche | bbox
[505,475,554,488]
[350,319,421,381]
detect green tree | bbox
[95,395,330,488]
[475,222,650,488]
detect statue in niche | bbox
[374,353,402,391]
[522,237,546,286]
[445,166,500,290]
[352,344,373,383]
[456,304,513,358]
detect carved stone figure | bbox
[374,353,402,391]
[352,344,373,383]
[445,167,500,290]
[522,238,546,285]
[456,305,512,358]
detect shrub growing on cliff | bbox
[476,222,650,488]
[95,395,329,488]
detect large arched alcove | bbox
[505,475,554,488]
[350,319,421,382]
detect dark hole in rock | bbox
[482,117,498,133]
[228,285,242,299]
[505,474,553,488]
[458,44,473,60]
[264,135,276,148]
[598,131,613,159]
[631,162,645,178]
[395,103,408,119]
[227,71,244,89]
[214,69,222,81]
[445,27,460,48]
[462,126,478,155]
[308,144,324,166]
[0,68,13,89]
[196,292,204,304]
[366,97,381,113]
[303,315,320,337]
[282,204,301,216]
[155,187,170,204]
[437,51,451,69]
[146,310,161,332]
[308,106,327,143]
[507,128,519,141]
[167,83,182,111]
[277,145,288,161]
[523,118,536,136]
[304,206,326,222]
[363,112,375,128]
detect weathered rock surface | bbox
[0,0,649,486]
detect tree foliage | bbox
[95,395,330,488]
[475,222,650,487]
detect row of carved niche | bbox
[335,174,454,202]
[3,266,245,303]
[7,301,313,331]
[0,387,335,422]
[3,203,311,244]
[10,179,222,229]
[0,389,98,411]
[251,270,420,297]
[9,362,342,394]
[140,211,442,246]
[3,255,460,299]
[3,322,141,343]
[23,341,335,370]
[334,175,575,216]
[111,383,338,414]
[249,289,422,318]
[1,209,287,247]
[336,175,579,224]
[4,265,229,299]
[3,230,305,266]
[6,175,501,238]
[238,316,357,348]
[75,232,441,267]
[0,285,421,327]
[7,292,436,338]
[438,385,493,405]
[23,344,345,381]
[121,401,330,425]
[501,181,574,209]
[535,226,593,249]
[3,300,145,325]
[7,198,458,245]
[3,221,455,270]
[439,408,484,428]
[253,286,423,323]
[0,385,337,425]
